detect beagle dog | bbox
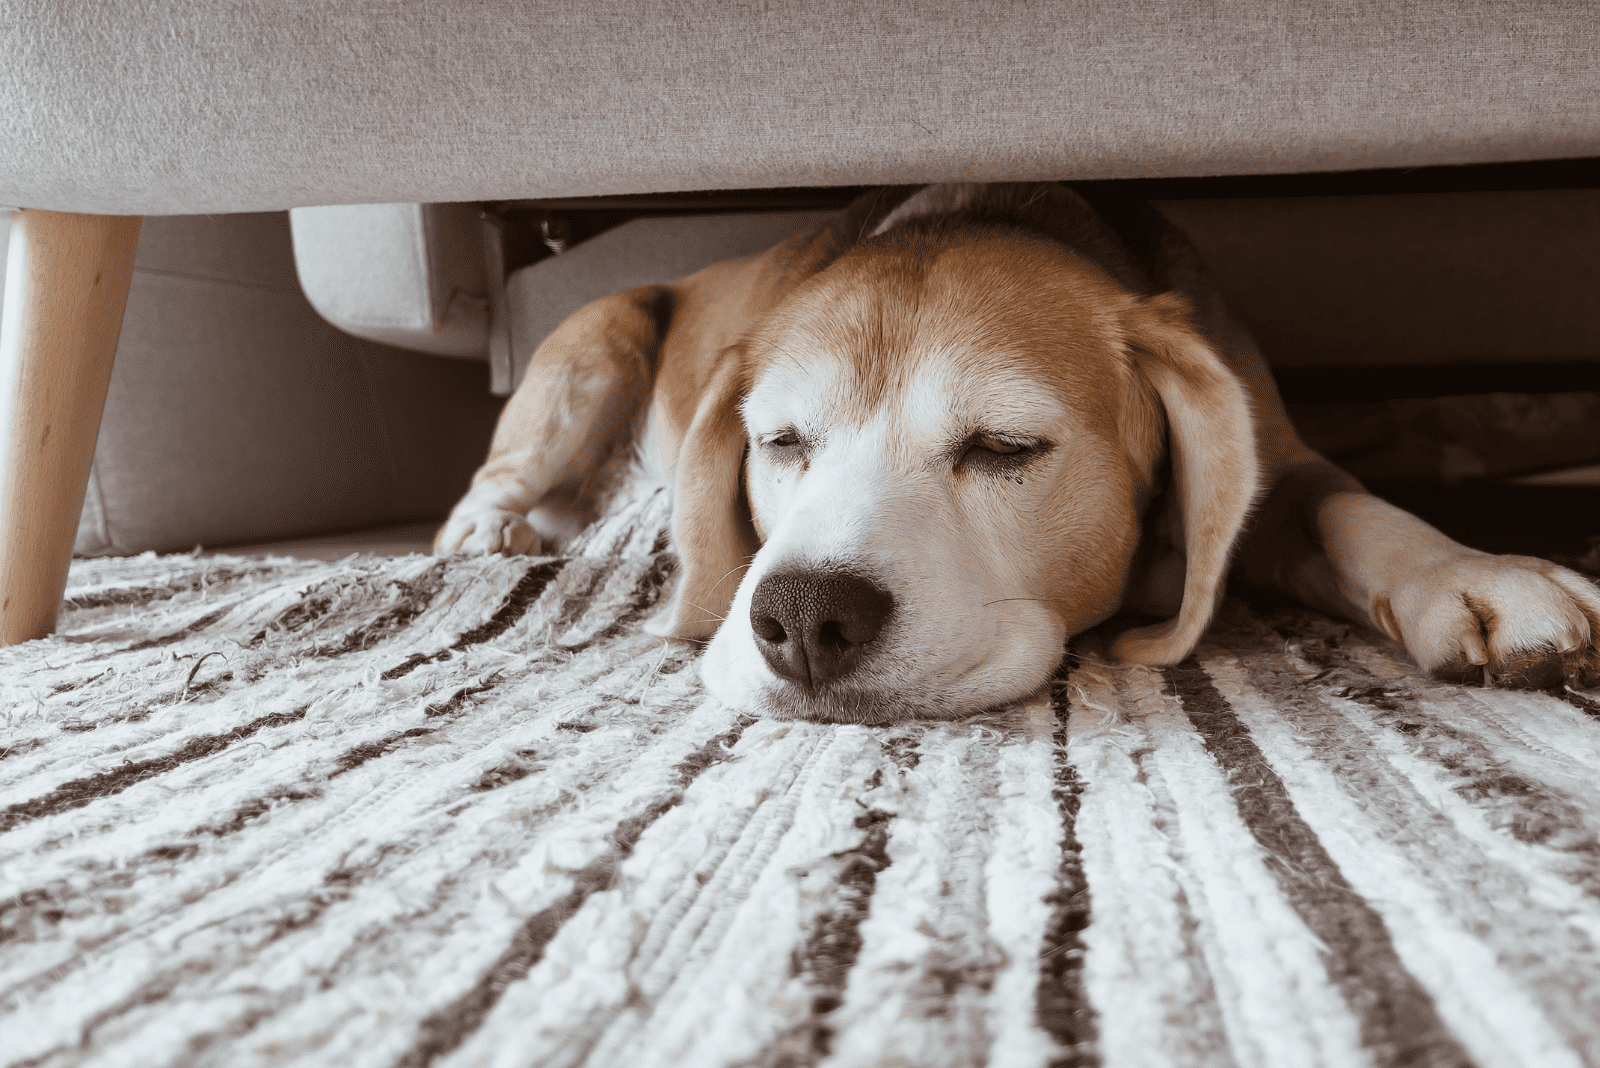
[437,183,1600,723]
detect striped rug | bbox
[4,486,1600,1068]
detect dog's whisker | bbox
[683,599,728,624]
[713,562,753,589]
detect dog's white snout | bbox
[747,568,895,690]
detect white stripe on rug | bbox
[982,690,1073,1068]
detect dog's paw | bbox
[1382,553,1600,689]
[434,507,541,556]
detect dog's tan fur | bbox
[438,183,1600,720]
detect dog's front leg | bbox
[1236,459,1600,689]
[435,287,670,556]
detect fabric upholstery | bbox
[0,211,504,555]
[2,1,1598,216]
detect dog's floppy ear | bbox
[664,348,760,640]
[1112,292,1261,665]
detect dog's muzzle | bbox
[748,568,895,690]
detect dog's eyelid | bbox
[967,430,1050,452]
[758,427,807,451]
[976,433,1024,455]
[953,432,1053,471]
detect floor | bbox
[202,520,441,561]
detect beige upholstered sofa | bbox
[3,0,1599,646]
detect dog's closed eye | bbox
[758,427,810,461]
[954,432,1052,473]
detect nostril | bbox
[753,616,786,644]
[826,576,892,650]
[834,605,887,647]
[818,619,847,651]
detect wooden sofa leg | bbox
[0,210,141,646]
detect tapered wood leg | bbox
[0,210,141,646]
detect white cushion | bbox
[289,203,493,359]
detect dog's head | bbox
[666,202,1259,722]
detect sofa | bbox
[3,0,1599,646]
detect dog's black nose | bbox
[749,569,894,689]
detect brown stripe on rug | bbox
[375,559,566,679]
[1036,675,1099,1068]
[1064,663,1237,1068]
[111,602,238,655]
[62,560,285,612]
[0,704,311,834]
[747,731,915,1067]
[803,727,1013,1068]
[781,805,896,1061]
[305,560,451,658]
[1210,642,1600,1065]
[1166,663,1476,1068]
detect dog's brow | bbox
[896,354,1072,433]
[742,353,849,433]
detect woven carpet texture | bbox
[4,486,1600,1068]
